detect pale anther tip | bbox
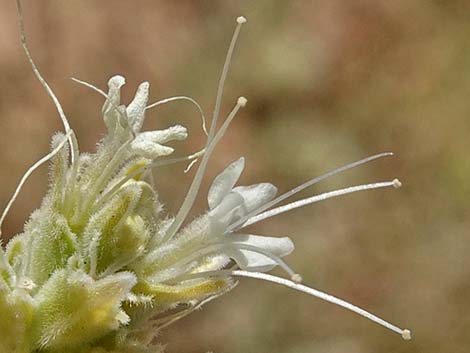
[291,273,302,284]
[237,96,248,107]
[237,16,247,24]
[402,329,412,340]
[392,178,402,189]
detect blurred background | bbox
[1,0,470,352]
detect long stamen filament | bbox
[163,97,247,243]
[0,131,72,237]
[232,270,412,340]
[241,179,402,229]
[161,17,247,242]
[226,152,394,233]
[209,16,246,139]
[16,0,75,164]
[179,269,411,340]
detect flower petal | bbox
[232,183,277,213]
[231,234,294,257]
[102,75,126,132]
[130,138,174,159]
[226,249,278,272]
[137,125,188,144]
[127,81,150,133]
[208,192,245,233]
[208,157,245,210]
[223,234,294,272]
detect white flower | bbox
[206,157,294,272]
[0,3,411,353]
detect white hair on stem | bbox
[0,131,73,237]
[241,179,402,229]
[15,0,75,164]
[226,152,394,233]
[163,18,247,242]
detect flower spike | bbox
[3,4,410,352]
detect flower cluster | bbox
[0,3,410,353]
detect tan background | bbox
[1,1,470,352]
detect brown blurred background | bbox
[1,1,470,352]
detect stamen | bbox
[146,96,209,136]
[226,152,394,233]
[237,16,247,24]
[162,97,247,243]
[186,269,410,340]
[16,0,75,164]
[161,16,247,241]
[0,131,72,237]
[209,17,246,138]
[241,180,401,229]
[231,271,411,339]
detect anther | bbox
[237,16,247,24]
[291,273,303,283]
[402,329,412,340]
[237,96,248,107]
[392,179,402,189]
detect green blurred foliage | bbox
[1,0,470,352]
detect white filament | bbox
[227,152,394,233]
[162,17,247,242]
[146,96,209,136]
[242,180,401,228]
[0,131,72,237]
[186,269,410,340]
[16,0,75,164]
[163,98,245,242]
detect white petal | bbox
[225,235,294,272]
[226,249,278,272]
[232,183,277,213]
[208,192,245,233]
[102,75,126,132]
[130,138,174,159]
[137,125,188,144]
[231,234,294,257]
[103,75,125,113]
[127,81,150,133]
[208,157,245,210]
